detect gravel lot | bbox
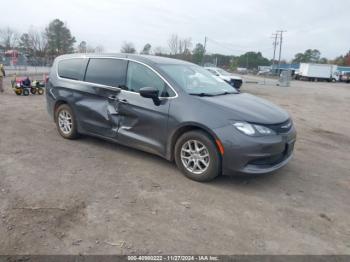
[0,76,349,255]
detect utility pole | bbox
[202,36,207,65]
[271,33,279,65]
[277,30,286,73]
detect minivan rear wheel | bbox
[175,131,220,182]
[55,104,78,139]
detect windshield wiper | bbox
[189,91,237,97]
[188,92,215,97]
[210,91,237,96]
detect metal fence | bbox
[4,65,50,76]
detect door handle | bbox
[108,95,118,101]
[108,95,128,104]
[119,98,128,104]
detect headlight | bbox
[233,122,255,135]
[233,122,276,136]
[254,124,275,135]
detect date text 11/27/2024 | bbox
[127,256,219,261]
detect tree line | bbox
[291,49,350,66]
[120,34,271,70]
[1,19,349,68]
[0,19,104,66]
[116,34,350,68]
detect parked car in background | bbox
[237,67,248,74]
[339,72,350,83]
[47,54,296,182]
[204,67,243,89]
[257,69,272,76]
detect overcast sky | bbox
[1,0,349,60]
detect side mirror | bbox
[140,87,159,99]
[139,87,161,105]
[140,87,160,106]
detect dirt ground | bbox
[0,76,349,255]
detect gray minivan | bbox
[46,53,296,182]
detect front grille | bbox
[247,141,294,167]
[249,153,285,166]
[264,119,292,134]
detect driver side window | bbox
[126,61,169,97]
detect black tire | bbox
[15,88,22,95]
[30,87,37,95]
[23,89,29,96]
[174,130,221,182]
[54,104,79,139]
[37,88,44,95]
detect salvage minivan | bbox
[46,54,296,182]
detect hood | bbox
[220,75,242,81]
[199,93,289,124]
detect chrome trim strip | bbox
[55,56,178,99]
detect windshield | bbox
[160,64,238,95]
[215,68,231,76]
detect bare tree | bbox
[18,27,48,65]
[120,41,136,53]
[86,45,96,53]
[0,27,19,49]
[141,43,152,55]
[77,41,87,53]
[181,38,192,54]
[168,34,192,55]
[76,41,104,53]
[168,34,179,55]
[94,45,104,53]
[153,46,165,55]
[28,27,47,56]
[178,39,184,54]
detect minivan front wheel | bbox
[175,131,220,182]
[55,104,78,139]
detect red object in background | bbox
[15,77,26,83]
[12,51,17,65]
[4,50,19,65]
[4,50,18,56]
[345,54,350,66]
[14,77,27,86]
[44,74,49,84]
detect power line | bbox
[206,37,272,54]
[207,38,248,53]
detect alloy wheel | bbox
[180,140,210,175]
[58,110,73,135]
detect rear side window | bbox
[58,58,84,80]
[84,58,127,87]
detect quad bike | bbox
[31,80,45,95]
[11,76,45,96]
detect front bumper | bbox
[229,79,243,89]
[214,124,296,175]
